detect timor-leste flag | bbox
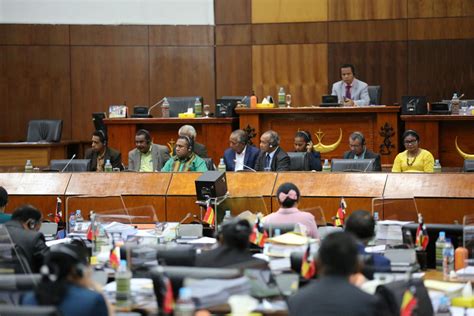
[163,275,174,314]
[334,197,347,227]
[301,244,316,279]
[203,202,215,226]
[54,197,62,223]
[249,217,268,247]
[400,287,418,316]
[109,240,120,269]
[415,214,429,250]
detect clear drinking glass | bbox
[203,104,211,117]
[286,94,292,108]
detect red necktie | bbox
[345,85,351,99]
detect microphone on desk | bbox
[60,154,76,172]
[179,212,193,225]
[148,98,165,116]
[233,159,257,172]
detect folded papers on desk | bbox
[104,278,156,309]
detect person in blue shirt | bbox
[345,210,391,279]
[0,186,11,223]
[22,243,110,316]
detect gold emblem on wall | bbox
[167,139,176,156]
[312,128,342,153]
[455,137,474,159]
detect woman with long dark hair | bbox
[22,243,110,316]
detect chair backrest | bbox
[50,159,91,172]
[0,305,60,316]
[202,158,215,171]
[464,159,474,172]
[263,223,295,237]
[287,152,306,171]
[167,97,203,117]
[156,245,196,267]
[368,85,382,105]
[27,120,63,142]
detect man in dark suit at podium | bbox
[343,131,382,171]
[223,130,259,171]
[254,130,290,172]
[288,232,378,316]
[85,130,123,172]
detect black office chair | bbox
[26,120,63,142]
[0,305,60,316]
[464,159,474,172]
[156,245,196,267]
[202,158,215,171]
[167,97,203,117]
[49,159,91,172]
[287,152,306,171]
[368,85,382,105]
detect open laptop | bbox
[39,222,58,241]
[320,95,341,107]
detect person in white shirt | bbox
[223,130,260,171]
[331,64,370,107]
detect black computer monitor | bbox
[331,158,376,172]
[402,223,463,269]
[215,98,239,117]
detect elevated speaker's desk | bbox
[401,115,474,168]
[0,141,79,171]
[1,172,472,225]
[104,117,239,166]
[236,106,400,165]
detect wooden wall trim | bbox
[70,25,148,46]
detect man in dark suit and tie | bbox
[223,130,260,171]
[288,232,379,316]
[343,131,382,171]
[254,130,290,171]
[85,130,123,172]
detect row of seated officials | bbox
[85,124,437,173]
[0,181,411,316]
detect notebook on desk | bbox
[320,95,341,107]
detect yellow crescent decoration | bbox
[455,137,474,159]
[313,128,343,153]
[167,139,176,156]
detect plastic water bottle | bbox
[161,97,170,118]
[68,213,76,234]
[278,87,286,108]
[104,159,112,172]
[451,93,460,115]
[25,160,33,173]
[433,159,442,173]
[174,287,195,316]
[443,238,454,277]
[436,231,446,271]
[218,158,226,172]
[274,228,282,237]
[222,210,232,223]
[115,260,132,308]
[322,159,331,172]
[194,98,202,117]
[75,210,83,223]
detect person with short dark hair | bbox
[343,131,382,171]
[331,64,370,107]
[195,218,266,268]
[392,129,434,172]
[128,129,170,172]
[288,232,378,316]
[22,243,109,316]
[345,210,391,277]
[263,183,318,238]
[5,205,49,273]
[161,135,208,172]
[254,130,290,171]
[0,186,11,223]
[293,130,322,171]
[223,129,260,171]
[85,130,123,172]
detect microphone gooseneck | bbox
[233,159,257,172]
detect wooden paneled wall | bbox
[1,0,474,144]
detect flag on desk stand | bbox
[54,197,62,224]
[163,275,174,314]
[400,286,418,316]
[415,213,429,250]
[334,197,347,227]
[86,213,99,241]
[301,243,316,279]
[203,200,215,226]
[249,216,268,247]
[109,239,120,270]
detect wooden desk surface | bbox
[401,115,474,121]
[236,106,400,114]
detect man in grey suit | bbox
[128,129,170,172]
[254,130,290,171]
[343,131,382,171]
[331,64,370,107]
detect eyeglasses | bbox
[404,139,418,145]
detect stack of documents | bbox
[376,220,412,243]
[185,277,251,308]
[264,233,313,258]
